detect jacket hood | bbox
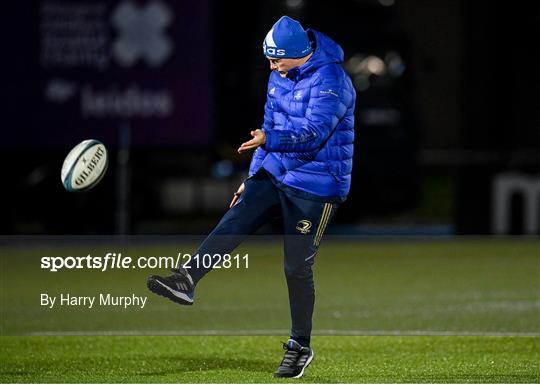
[296,29,344,76]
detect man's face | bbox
[267,57,302,78]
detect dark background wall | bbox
[2,0,539,235]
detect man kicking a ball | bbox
[148,15,355,378]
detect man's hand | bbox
[229,182,245,208]
[237,129,266,154]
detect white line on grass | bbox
[22,329,540,336]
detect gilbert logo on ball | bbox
[61,139,108,192]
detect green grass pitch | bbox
[1,238,539,382]
[1,336,538,383]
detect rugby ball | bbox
[61,139,108,192]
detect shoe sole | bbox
[274,350,314,379]
[293,350,314,379]
[147,276,193,306]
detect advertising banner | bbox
[24,0,211,147]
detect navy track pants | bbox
[187,169,338,345]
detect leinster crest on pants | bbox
[296,220,312,234]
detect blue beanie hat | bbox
[263,16,313,59]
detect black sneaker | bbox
[147,267,195,305]
[274,339,314,378]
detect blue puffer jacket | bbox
[249,29,356,200]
